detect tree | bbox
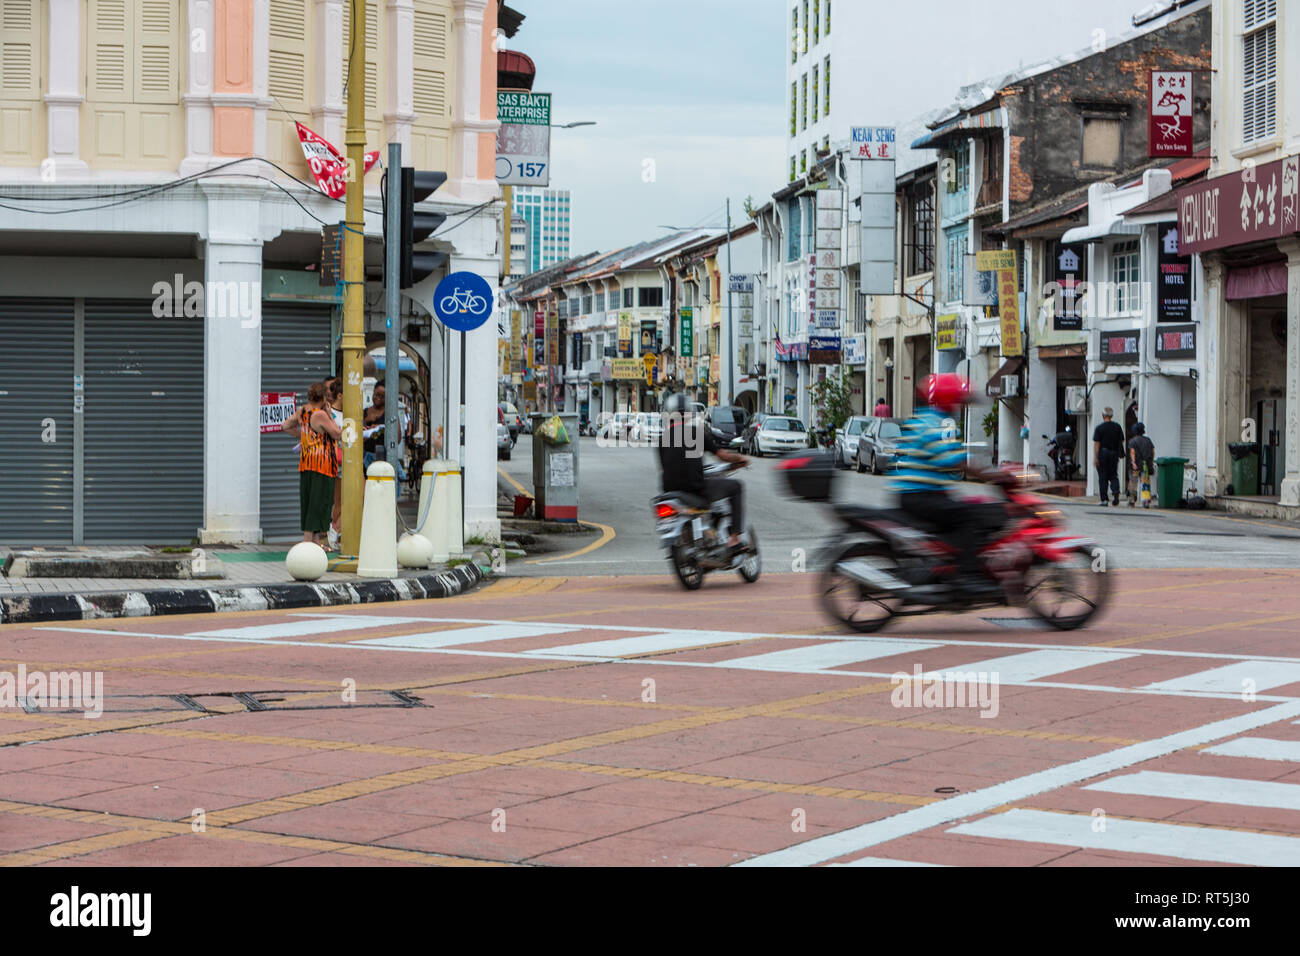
[743,195,758,218]
[810,367,854,439]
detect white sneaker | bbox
[327,526,340,551]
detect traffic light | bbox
[384,167,448,289]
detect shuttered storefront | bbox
[83,300,204,543]
[259,303,333,539]
[0,299,75,544]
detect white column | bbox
[199,184,266,544]
[447,0,499,203]
[1201,258,1225,495]
[1279,239,1300,507]
[385,0,416,158]
[252,0,270,157]
[43,0,88,178]
[179,0,216,175]
[313,0,345,145]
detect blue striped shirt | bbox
[888,407,966,494]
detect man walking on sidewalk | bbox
[1128,422,1156,508]
[1093,407,1124,507]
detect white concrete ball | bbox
[286,541,329,581]
[397,533,435,569]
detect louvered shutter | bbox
[412,1,448,120]
[1242,0,1277,143]
[89,0,130,99]
[0,0,38,100]
[269,0,308,106]
[135,0,177,104]
[365,0,379,111]
[1179,390,1197,463]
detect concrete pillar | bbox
[1279,240,1300,507]
[1201,258,1226,495]
[447,0,499,204]
[43,0,89,179]
[384,0,415,155]
[312,0,345,145]
[180,0,216,175]
[199,183,265,544]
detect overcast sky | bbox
[515,0,1171,255]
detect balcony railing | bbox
[975,177,1003,210]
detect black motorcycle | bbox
[651,459,760,590]
[1043,430,1078,481]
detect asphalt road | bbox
[500,434,1300,576]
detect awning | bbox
[911,109,1001,150]
[1060,220,1143,244]
[986,356,1024,398]
[1226,260,1288,300]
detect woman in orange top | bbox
[281,381,342,546]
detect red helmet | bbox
[917,373,970,414]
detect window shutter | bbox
[135,0,176,104]
[1179,391,1197,463]
[1242,0,1277,143]
[90,0,130,98]
[365,0,378,111]
[269,0,308,105]
[0,0,38,99]
[412,2,448,119]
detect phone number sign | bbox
[496,91,551,186]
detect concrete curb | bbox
[0,563,485,626]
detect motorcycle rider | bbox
[1049,426,1076,479]
[891,374,1004,597]
[657,392,749,553]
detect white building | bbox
[514,187,572,273]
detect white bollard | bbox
[357,460,398,578]
[418,458,453,563]
[443,462,464,556]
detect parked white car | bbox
[628,412,664,445]
[833,416,871,470]
[752,416,809,456]
[597,412,635,442]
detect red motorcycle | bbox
[780,452,1109,633]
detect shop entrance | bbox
[1248,295,1288,495]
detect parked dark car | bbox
[855,417,905,474]
[706,405,747,444]
[739,413,769,455]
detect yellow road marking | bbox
[525,520,616,565]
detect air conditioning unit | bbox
[1002,375,1020,398]
[1064,386,1087,414]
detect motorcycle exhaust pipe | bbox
[838,558,909,591]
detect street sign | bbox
[679,308,693,357]
[432,271,494,331]
[610,358,643,380]
[728,274,754,294]
[936,314,961,350]
[496,91,551,187]
[849,126,896,161]
[319,224,341,287]
[1149,71,1193,157]
[259,392,297,433]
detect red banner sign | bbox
[1148,71,1193,158]
[1176,154,1300,256]
[295,122,380,199]
[259,392,298,433]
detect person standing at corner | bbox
[1127,421,1156,508]
[325,377,344,549]
[874,397,892,418]
[1093,407,1125,507]
[281,381,342,545]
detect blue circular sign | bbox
[432,271,494,332]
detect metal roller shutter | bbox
[0,298,75,544]
[83,299,204,543]
[259,303,332,539]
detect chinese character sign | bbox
[1149,71,1192,157]
[850,126,896,160]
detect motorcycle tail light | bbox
[655,504,676,519]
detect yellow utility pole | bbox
[339,0,367,561]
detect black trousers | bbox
[704,476,744,536]
[899,491,996,576]
[1097,449,1120,503]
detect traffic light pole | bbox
[340,0,367,561]
[384,142,402,479]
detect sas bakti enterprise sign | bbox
[496,91,551,186]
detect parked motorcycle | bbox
[779,451,1109,632]
[651,461,760,590]
[1043,429,1078,481]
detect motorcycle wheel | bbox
[1023,544,1110,630]
[670,543,704,590]
[820,542,902,633]
[738,526,760,583]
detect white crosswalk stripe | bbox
[922,648,1137,683]
[188,615,428,640]
[356,623,579,649]
[1084,770,1300,810]
[722,640,935,672]
[526,630,756,658]
[1145,661,1300,694]
[947,808,1300,866]
[830,856,946,867]
[1202,737,1300,762]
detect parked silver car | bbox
[833,416,871,470]
[855,417,904,474]
[496,422,514,460]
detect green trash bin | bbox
[1155,456,1188,509]
[1226,442,1259,496]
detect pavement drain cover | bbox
[979,617,1045,629]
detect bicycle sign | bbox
[433,271,494,332]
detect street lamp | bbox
[551,121,596,128]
